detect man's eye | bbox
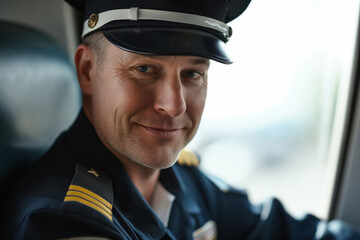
[136,65,154,73]
[183,71,202,79]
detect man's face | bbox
[84,42,209,169]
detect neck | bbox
[122,160,160,203]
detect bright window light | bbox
[189,0,360,219]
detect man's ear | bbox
[74,44,95,95]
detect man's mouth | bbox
[137,124,182,138]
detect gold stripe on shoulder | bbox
[69,185,112,209]
[64,196,113,221]
[64,184,113,221]
[177,149,199,167]
[66,190,112,215]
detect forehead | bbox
[105,44,210,66]
[132,55,210,66]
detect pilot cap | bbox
[65,0,251,64]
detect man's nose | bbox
[154,76,186,117]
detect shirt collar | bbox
[150,182,175,227]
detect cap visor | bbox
[103,27,232,64]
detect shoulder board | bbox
[177,149,200,167]
[62,163,113,222]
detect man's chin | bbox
[129,143,184,169]
[135,157,178,170]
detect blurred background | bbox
[188,0,360,219]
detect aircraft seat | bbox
[0,20,81,199]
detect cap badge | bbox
[88,13,99,28]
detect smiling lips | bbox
[138,124,182,138]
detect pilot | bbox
[3,0,360,239]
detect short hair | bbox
[81,31,109,65]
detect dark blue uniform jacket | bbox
[3,110,360,239]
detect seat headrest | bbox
[0,20,81,180]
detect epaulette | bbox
[62,163,113,221]
[177,149,200,167]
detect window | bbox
[189,0,360,218]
